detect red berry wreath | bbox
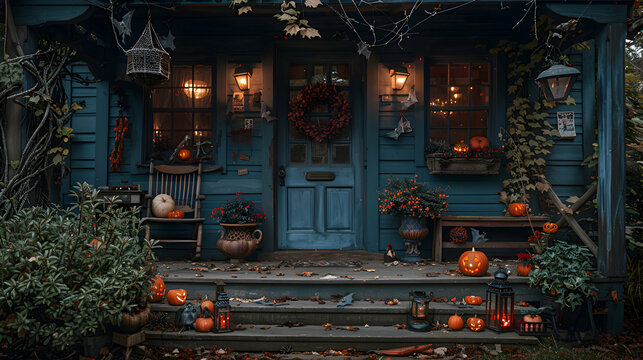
[288,83,351,142]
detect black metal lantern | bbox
[408,290,432,331]
[486,268,515,332]
[214,290,232,332]
[390,66,410,90]
[535,64,580,102]
[233,66,252,91]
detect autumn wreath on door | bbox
[288,83,351,142]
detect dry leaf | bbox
[238,5,252,15]
[284,24,301,36]
[305,0,323,7]
[299,27,321,39]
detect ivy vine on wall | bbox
[490,16,579,206]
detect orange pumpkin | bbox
[508,203,527,217]
[448,315,464,330]
[464,296,483,305]
[469,136,490,151]
[168,210,185,219]
[195,317,214,332]
[522,314,542,323]
[178,148,191,161]
[201,300,215,314]
[467,317,485,332]
[148,276,166,302]
[458,248,489,277]
[167,289,187,306]
[517,263,532,276]
[542,222,558,234]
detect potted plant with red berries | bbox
[212,193,266,263]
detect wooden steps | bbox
[145,325,539,352]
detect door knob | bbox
[278,166,286,186]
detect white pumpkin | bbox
[152,194,175,218]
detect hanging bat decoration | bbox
[357,42,372,60]
[401,86,418,110]
[174,302,201,332]
[112,10,135,43]
[471,228,489,245]
[384,114,413,141]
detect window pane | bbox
[289,65,307,87]
[450,129,468,144]
[193,87,212,108]
[194,112,212,130]
[172,65,192,88]
[311,142,328,164]
[429,129,448,143]
[450,64,469,85]
[470,128,487,139]
[194,66,212,85]
[193,130,211,142]
[151,89,171,108]
[430,110,448,128]
[470,110,488,128]
[430,65,448,86]
[173,130,191,147]
[173,112,192,130]
[471,64,489,85]
[334,125,350,140]
[153,113,171,130]
[449,111,468,129]
[331,64,350,86]
[289,89,301,103]
[332,144,350,164]
[312,65,327,84]
[153,130,170,151]
[289,123,307,140]
[449,86,468,106]
[173,87,192,108]
[429,86,448,107]
[290,144,307,164]
[470,86,489,106]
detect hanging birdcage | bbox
[126,18,170,87]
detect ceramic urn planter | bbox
[217,223,263,263]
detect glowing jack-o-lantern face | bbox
[148,276,166,303]
[542,222,558,234]
[458,248,489,277]
[467,317,485,332]
[167,289,188,306]
[464,296,483,305]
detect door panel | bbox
[277,55,362,250]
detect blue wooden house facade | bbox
[9,0,630,280]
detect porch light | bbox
[535,64,580,102]
[183,80,210,99]
[390,66,410,90]
[233,66,252,91]
[485,268,515,332]
[408,290,432,331]
[214,290,232,332]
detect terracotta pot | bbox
[517,263,532,276]
[120,302,151,333]
[217,223,263,262]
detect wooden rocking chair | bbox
[142,161,205,259]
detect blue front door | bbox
[277,56,363,249]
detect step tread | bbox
[152,301,535,314]
[145,325,539,345]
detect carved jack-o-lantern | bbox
[464,296,483,305]
[517,263,532,276]
[542,222,558,234]
[458,248,489,277]
[467,317,486,332]
[148,276,166,303]
[507,203,527,217]
[167,289,187,306]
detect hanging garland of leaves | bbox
[288,83,351,142]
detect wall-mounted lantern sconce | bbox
[390,66,410,90]
[535,64,580,102]
[233,66,252,91]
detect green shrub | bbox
[0,183,156,351]
[378,176,448,219]
[211,193,266,224]
[529,241,597,310]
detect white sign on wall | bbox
[557,111,576,139]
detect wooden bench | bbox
[432,215,549,262]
